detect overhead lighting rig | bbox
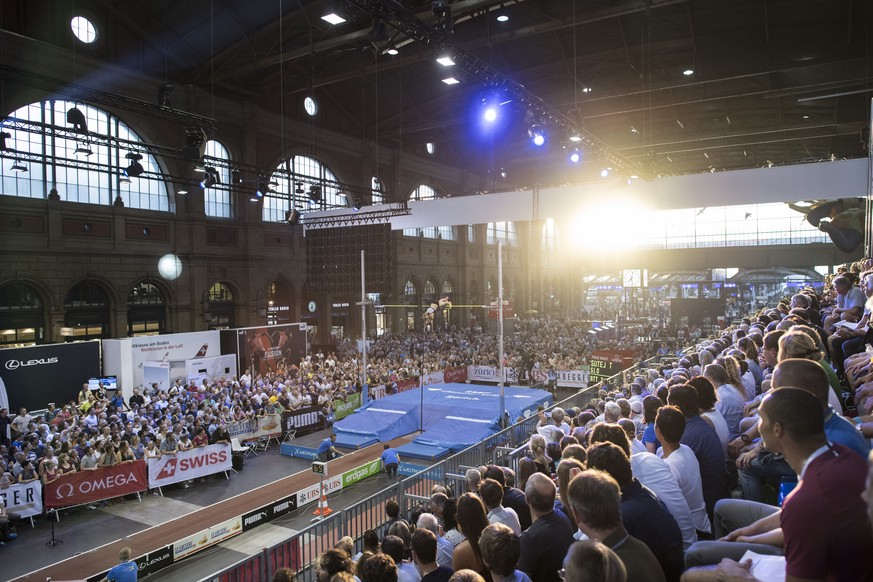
[342,0,643,178]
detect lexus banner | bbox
[44,461,148,509]
[148,444,232,488]
[0,340,100,412]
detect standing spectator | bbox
[417,513,455,571]
[452,493,489,577]
[382,534,421,582]
[483,465,531,532]
[479,478,521,535]
[0,408,10,447]
[517,473,573,582]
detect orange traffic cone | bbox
[313,486,332,516]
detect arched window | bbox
[204,282,234,329]
[424,280,436,297]
[411,184,438,200]
[127,281,166,336]
[442,280,454,295]
[0,282,45,347]
[1,100,170,210]
[64,281,111,340]
[263,155,344,222]
[204,140,232,218]
[371,176,385,204]
[404,185,455,239]
[487,221,518,246]
[542,218,558,250]
[404,280,417,296]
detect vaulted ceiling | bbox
[4,0,872,193]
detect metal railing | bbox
[201,355,668,582]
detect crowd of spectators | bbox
[303,263,873,581]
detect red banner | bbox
[444,365,467,383]
[44,461,148,509]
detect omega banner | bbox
[44,461,148,509]
[148,444,232,488]
[0,340,100,413]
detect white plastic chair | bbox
[231,437,254,458]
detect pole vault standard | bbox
[498,240,505,428]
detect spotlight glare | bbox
[387,48,399,55]
[436,56,455,66]
[321,13,346,25]
[569,149,580,163]
[528,125,545,147]
[600,168,610,178]
[569,135,581,142]
[496,14,509,22]
[483,107,498,122]
[442,77,460,85]
[683,68,694,76]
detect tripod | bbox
[46,510,62,548]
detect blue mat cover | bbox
[334,383,551,452]
[396,442,453,461]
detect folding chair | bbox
[231,437,255,458]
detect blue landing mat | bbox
[397,442,452,461]
[334,433,380,449]
[334,383,551,452]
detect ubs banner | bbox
[0,341,100,412]
[221,323,307,376]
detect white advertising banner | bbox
[295,474,343,507]
[466,365,519,384]
[148,444,232,488]
[185,354,238,386]
[0,480,42,518]
[142,361,171,393]
[105,331,221,398]
[420,371,445,386]
[555,369,591,388]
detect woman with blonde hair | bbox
[778,329,843,407]
[528,434,551,475]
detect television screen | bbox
[88,376,117,391]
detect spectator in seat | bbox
[564,470,663,582]
[562,540,626,582]
[517,473,573,582]
[411,527,453,582]
[479,523,531,582]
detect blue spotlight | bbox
[483,107,498,123]
[529,125,545,146]
[569,148,581,163]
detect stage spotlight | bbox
[182,127,207,162]
[232,169,242,185]
[569,148,581,163]
[0,131,10,151]
[483,107,498,123]
[158,83,174,107]
[11,159,27,172]
[200,167,219,189]
[256,174,268,197]
[308,185,322,203]
[285,209,301,225]
[66,107,88,133]
[74,142,93,156]
[529,125,545,146]
[123,153,144,177]
[345,191,362,211]
[295,182,305,194]
[119,174,131,185]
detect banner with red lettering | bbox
[147,444,232,488]
[44,461,147,509]
[444,366,467,383]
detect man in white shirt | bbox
[656,404,712,536]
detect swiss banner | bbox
[44,461,148,509]
[148,444,232,488]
